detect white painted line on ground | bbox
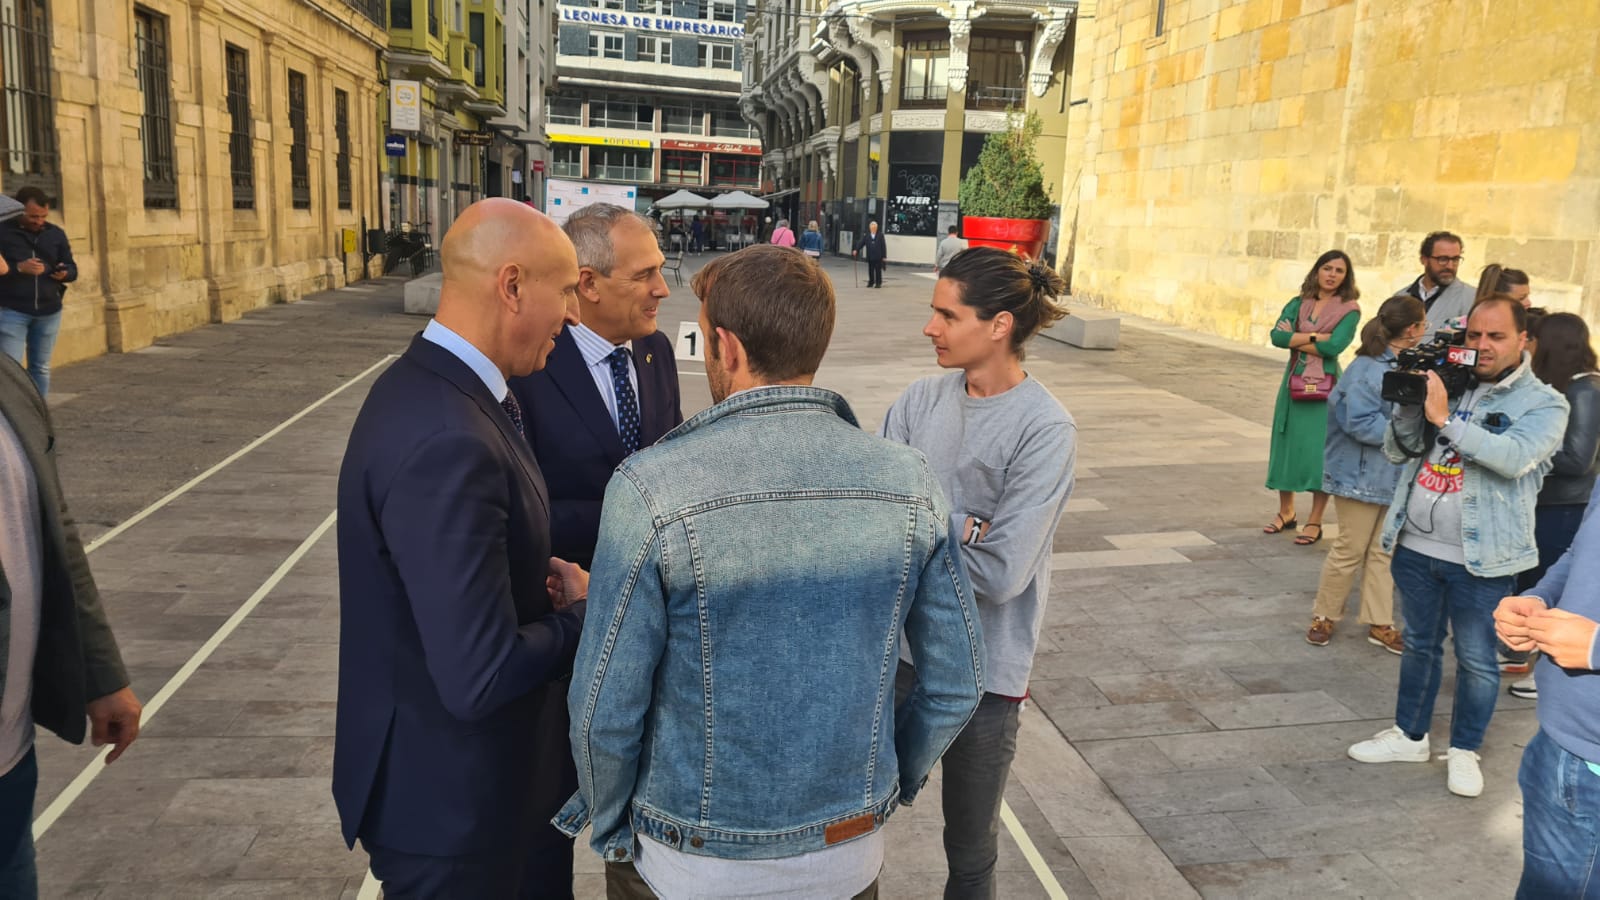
[357,870,381,900]
[1001,799,1071,900]
[32,510,339,840]
[84,354,395,554]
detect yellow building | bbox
[0,0,387,364]
[384,0,509,247]
[1059,0,1600,342]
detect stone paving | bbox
[29,255,1531,898]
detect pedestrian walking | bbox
[799,220,823,258]
[853,222,887,288]
[0,188,78,398]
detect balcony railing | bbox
[344,0,384,26]
[965,84,1025,110]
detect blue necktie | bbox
[500,392,525,439]
[608,348,641,454]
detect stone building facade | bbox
[1059,0,1600,342]
[0,0,387,365]
[742,0,1076,264]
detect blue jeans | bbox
[1391,545,1512,751]
[0,748,39,900]
[0,308,63,398]
[1518,729,1600,898]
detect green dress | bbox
[1265,296,1361,492]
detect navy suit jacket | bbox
[855,231,887,262]
[508,328,683,569]
[333,335,586,857]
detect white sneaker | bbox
[1446,748,1484,797]
[1348,726,1430,763]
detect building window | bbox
[591,94,651,130]
[593,0,624,8]
[901,35,949,106]
[469,12,485,86]
[661,103,703,135]
[699,41,734,69]
[830,60,861,124]
[709,153,757,187]
[134,7,177,208]
[428,0,439,36]
[552,143,582,177]
[591,146,650,182]
[224,45,253,210]
[288,69,311,209]
[707,0,735,21]
[966,34,1029,109]
[710,108,753,138]
[589,31,624,59]
[0,0,59,196]
[390,0,411,28]
[639,0,670,13]
[548,95,582,125]
[335,88,352,209]
[637,35,671,64]
[662,150,702,185]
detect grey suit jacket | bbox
[0,357,128,744]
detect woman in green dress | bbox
[1265,249,1362,545]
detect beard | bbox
[707,354,732,404]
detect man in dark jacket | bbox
[0,354,142,896]
[0,188,78,398]
[853,220,888,288]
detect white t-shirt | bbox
[634,830,884,899]
[0,409,43,776]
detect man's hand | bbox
[547,557,589,611]
[49,265,69,282]
[1494,595,1548,652]
[1527,607,1600,670]
[86,687,143,763]
[18,257,45,277]
[1423,371,1451,427]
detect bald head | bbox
[435,198,581,377]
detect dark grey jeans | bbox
[896,661,1022,900]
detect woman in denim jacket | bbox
[1306,295,1427,651]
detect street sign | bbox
[390,81,421,131]
[455,130,493,146]
[532,159,546,173]
[384,134,406,156]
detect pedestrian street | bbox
[29,257,1533,898]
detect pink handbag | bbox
[1289,354,1335,401]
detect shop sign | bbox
[549,132,652,149]
[532,159,546,172]
[390,80,421,131]
[886,164,941,237]
[385,134,407,156]
[455,130,494,147]
[557,6,744,38]
[661,139,761,155]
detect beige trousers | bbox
[1311,495,1395,626]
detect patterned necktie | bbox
[500,392,525,440]
[607,347,641,454]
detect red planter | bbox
[961,216,1050,260]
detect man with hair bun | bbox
[882,246,1077,898]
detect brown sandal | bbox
[1294,523,1324,545]
[1263,514,1298,534]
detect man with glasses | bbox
[1402,231,1476,333]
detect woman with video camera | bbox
[1304,294,1428,651]
[1265,250,1363,546]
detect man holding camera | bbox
[1348,296,1568,797]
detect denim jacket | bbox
[1322,351,1406,505]
[1380,353,1570,577]
[555,387,984,862]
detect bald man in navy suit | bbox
[508,203,683,570]
[334,199,589,898]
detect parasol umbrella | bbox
[709,191,769,249]
[655,189,711,210]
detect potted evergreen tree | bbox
[958,111,1056,259]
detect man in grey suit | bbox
[0,355,143,897]
[1402,231,1476,334]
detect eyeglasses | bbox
[1428,255,1463,265]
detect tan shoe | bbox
[1306,616,1334,646]
[1368,624,1404,655]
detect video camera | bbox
[1380,330,1478,406]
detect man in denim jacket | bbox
[556,246,984,899]
[1349,297,1568,798]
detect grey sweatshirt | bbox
[882,372,1076,696]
